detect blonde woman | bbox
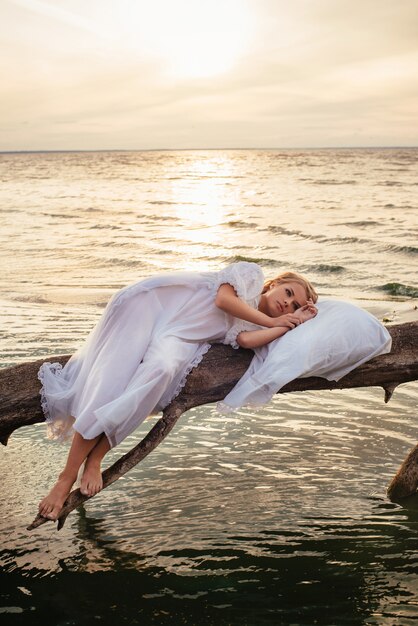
[38,262,317,520]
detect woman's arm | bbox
[237,302,318,349]
[237,326,290,349]
[215,284,300,329]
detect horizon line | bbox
[1,145,418,154]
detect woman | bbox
[38,261,317,520]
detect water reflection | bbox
[2,498,418,625]
[2,392,418,624]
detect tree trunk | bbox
[0,321,416,529]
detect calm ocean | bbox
[1,149,417,625]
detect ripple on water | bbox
[1,149,418,625]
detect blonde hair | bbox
[262,271,318,303]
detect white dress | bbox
[38,261,265,448]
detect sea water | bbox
[0,149,417,625]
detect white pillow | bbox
[220,299,392,411]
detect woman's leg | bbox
[38,431,104,520]
[80,434,111,497]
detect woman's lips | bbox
[276,301,283,313]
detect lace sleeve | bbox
[216,261,265,303]
[224,320,263,350]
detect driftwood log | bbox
[0,321,417,531]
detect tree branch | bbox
[27,401,189,530]
[0,321,416,529]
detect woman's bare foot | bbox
[38,472,76,520]
[80,460,103,497]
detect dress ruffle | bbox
[161,343,212,408]
[215,262,264,303]
[38,361,74,441]
[224,320,263,349]
[38,361,62,421]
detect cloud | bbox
[1,0,417,149]
[4,0,109,36]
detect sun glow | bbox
[117,0,255,79]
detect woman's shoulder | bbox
[216,261,265,301]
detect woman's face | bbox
[264,281,308,316]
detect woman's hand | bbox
[269,313,303,329]
[293,299,318,323]
[269,300,318,329]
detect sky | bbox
[1,0,417,150]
